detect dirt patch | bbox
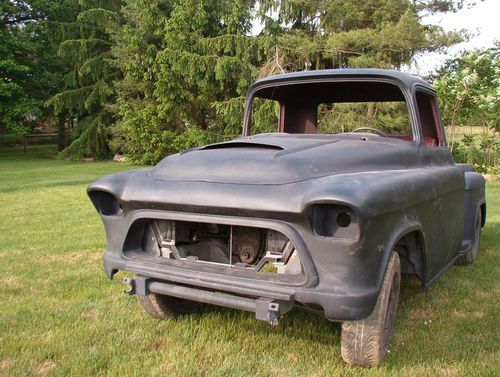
[438,364,462,376]
[46,252,82,263]
[409,307,435,320]
[0,360,11,369]
[36,361,56,374]
[84,253,102,266]
[41,250,101,267]
[452,310,484,319]
[476,286,500,299]
[81,309,99,320]
[0,276,21,289]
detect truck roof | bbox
[250,68,433,93]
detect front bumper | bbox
[103,240,380,323]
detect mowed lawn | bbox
[0,146,498,377]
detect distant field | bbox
[0,146,499,377]
[445,125,498,140]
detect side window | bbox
[416,91,445,147]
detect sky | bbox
[411,0,500,75]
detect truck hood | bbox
[148,133,409,185]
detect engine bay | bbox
[137,220,302,275]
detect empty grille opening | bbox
[124,219,302,275]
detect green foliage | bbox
[434,47,500,133]
[0,8,40,133]
[47,1,123,159]
[433,46,499,170]
[58,110,112,159]
[111,0,270,163]
[451,134,500,173]
[0,1,78,135]
[250,98,280,133]
[111,0,466,164]
[1,0,487,164]
[317,102,410,133]
[257,0,465,73]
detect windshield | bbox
[246,80,413,140]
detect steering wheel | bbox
[351,127,388,137]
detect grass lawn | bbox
[0,146,498,376]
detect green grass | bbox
[0,146,499,377]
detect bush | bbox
[451,134,499,173]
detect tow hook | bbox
[122,277,136,295]
[123,276,150,295]
[267,302,280,327]
[255,298,292,327]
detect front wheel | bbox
[341,251,401,367]
[138,293,199,319]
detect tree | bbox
[110,0,468,164]
[1,0,78,143]
[112,0,273,164]
[257,0,466,73]
[1,1,45,135]
[434,46,499,134]
[433,46,499,170]
[47,0,122,159]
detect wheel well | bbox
[394,231,425,282]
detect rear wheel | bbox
[138,293,199,319]
[457,208,482,266]
[341,251,401,367]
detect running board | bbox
[123,276,294,326]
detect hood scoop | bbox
[200,142,284,151]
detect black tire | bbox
[137,293,199,319]
[341,251,401,367]
[457,208,482,266]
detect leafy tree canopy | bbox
[434,45,500,133]
[1,0,485,164]
[0,0,78,135]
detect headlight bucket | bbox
[310,204,359,240]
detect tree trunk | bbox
[57,116,66,151]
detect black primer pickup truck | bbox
[88,69,486,367]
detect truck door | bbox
[415,89,465,278]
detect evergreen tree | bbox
[48,0,122,159]
[112,0,467,164]
[257,0,466,73]
[112,0,273,164]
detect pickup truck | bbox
[88,69,486,367]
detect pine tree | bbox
[257,0,465,73]
[110,0,469,164]
[48,0,122,159]
[112,0,273,164]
